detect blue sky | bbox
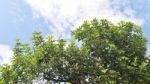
[0,0,150,64]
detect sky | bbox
[0,0,150,64]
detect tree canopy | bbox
[0,19,150,84]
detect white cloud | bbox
[26,0,144,38]
[0,45,13,65]
[147,48,150,56]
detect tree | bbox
[72,19,150,83]
[0,19,150,84]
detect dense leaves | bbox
[0,19,150,84]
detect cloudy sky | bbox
[0,0,150,64]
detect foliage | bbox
[0,19,150,84]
